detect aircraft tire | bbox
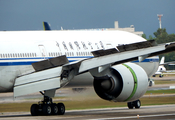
[51,103,59,115]
[31,104,39,116]
[57,103,65,115]
[127,102,134,109]
[43,104,52,115]
[134,100,141,109]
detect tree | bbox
[148,35,154,40]
[154,28,168,44]
[153,28,175,70]
[153,28,168,38]
[142,34,147,39]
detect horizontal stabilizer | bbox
[14,67,62,97]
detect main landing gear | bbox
[30,95,65,116]
[127,99,141,109]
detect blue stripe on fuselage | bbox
[132,58,159,63]
[0,57,159,66]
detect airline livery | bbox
[0,30,175,116]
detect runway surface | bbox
[0,104,175,120]
[0,76,175,119]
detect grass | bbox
[0,81,175,113]
[154,80,175,84]
[0,93,175,112]
[146,89,175,94]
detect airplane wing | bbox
[14,40,175,97]
[160,61,175,65]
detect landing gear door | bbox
[38,44,47,59]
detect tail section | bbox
[160,56,165,65]
[43,21,51,30]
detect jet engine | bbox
[90,63,148,102]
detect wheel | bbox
[51,103,58,115]
[127,102,134,109]
[31,104,39,116]
[159,75,163,78]
[43,104,52,115]
[57,103,65,115]
[134,100,141,109]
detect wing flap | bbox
[14,67,62,97]
[32,55,68,71]
[14,77,60,98]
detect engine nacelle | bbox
[91,63,148,102]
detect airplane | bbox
[152,56,175,77]
[0,30,175,116]
[152,56,166,77]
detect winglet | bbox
[43,21,51,30]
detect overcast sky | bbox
[0,0,175,37]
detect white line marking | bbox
[90,113,175,120]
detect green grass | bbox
[155,80,175,84]
[0,88,175,113]
[0,95,175,112]
[146,89,175,94]
[140,96,175,106]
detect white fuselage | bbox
[0,30,159,92]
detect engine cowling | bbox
[90,63,148,102]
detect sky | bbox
[0,0,175,37]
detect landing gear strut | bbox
[127,99,141,109]
[30,95,65,116]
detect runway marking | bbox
[91,113,175,120]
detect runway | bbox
[0,76,175,119]
[0,104,175,120]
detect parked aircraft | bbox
[153,56,175,77]
[152,56,166,77]
[0,30,175,116]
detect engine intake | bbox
[91,63,148,102]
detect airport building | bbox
[107,21,143,36]
[74,21,143,36]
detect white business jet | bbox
[153,56,175,77]
[152,56,166,77]
[0,30,175,116]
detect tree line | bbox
[142,28,175,70]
